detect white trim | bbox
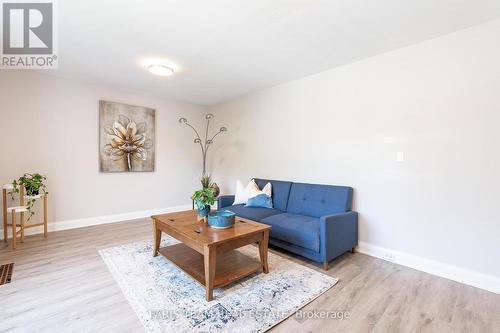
[1,204,192,236]
[3,207,499,295]
[356,241,500,295]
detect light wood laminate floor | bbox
[1,218,499,333]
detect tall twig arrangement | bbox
[179,114,227,178]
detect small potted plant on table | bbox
[191,186,216,223]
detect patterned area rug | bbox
[0,263,14,285]
[100,237,338,333]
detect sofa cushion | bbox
[233,179,260,205]
[261,213,320,252]
[254,178,292,211]
[224,205,283,221]
[286,182,353,218]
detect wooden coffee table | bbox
[151,210,271,301]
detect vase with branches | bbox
[179,114,227,218]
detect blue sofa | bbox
[218,178,358,270]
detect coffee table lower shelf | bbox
[159,243,262,289]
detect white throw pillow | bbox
[233,179,260,205]
[233,180,273,206]
[261,182,272,197]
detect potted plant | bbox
[191,187,216,222]
[10,173,48,220]
[201,175,220,196]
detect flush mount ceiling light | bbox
[147,64,174,76]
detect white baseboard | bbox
[0,204,192,236]
[3,208,499,295]
[356,241,500,295]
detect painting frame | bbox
[99,100,156,173]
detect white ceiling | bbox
[54,0,500,106]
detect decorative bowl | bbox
[208,210,236,229]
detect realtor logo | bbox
[1,0,57,69]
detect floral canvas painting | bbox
[99,100,155,172]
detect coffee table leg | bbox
[204,245,216,301]
[153,219,161,257]
[259,229,270,273]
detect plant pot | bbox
[198,205,211,218]
[210,183,220,197]
[28,189,40,196]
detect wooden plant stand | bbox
[2,184,48,250]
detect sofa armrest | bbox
[320,211,358,261]
[217,195,235,209]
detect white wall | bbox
[210,19,500,286]
[0,71,205,226]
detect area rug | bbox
[99,237,338,333]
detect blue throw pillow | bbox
[245,194,273,209]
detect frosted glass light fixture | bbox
[147,64,174,76]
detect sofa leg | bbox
[323,261,329,271]
[351,247,355,253]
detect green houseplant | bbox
[10,173,48,220]
[191,187,216,221]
